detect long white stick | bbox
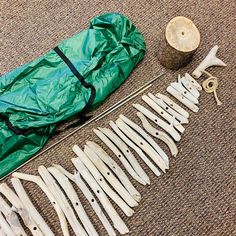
[71,158,129,234]
[11,178,54,236]
[0,211,14,236]
[48,167,98,236]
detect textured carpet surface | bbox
[1,0,236,235]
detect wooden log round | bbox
[157,16,200,70]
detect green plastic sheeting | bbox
[0,13,146,178]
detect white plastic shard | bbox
[155,93,189,119]
[84,144,138,207]
[192,45,227,79]
[12,172,69,236]
[38,165,88,236]
[167,86,199,112]
[0,183,44,236]
[116,118,168,173]
[185,73,202,91]
[0,196,27,236]
[147,93,188,124]
[54,165,116,236]
[142,94,185,133]
[133,103,181,142]
[72,145,134,217]
[86,141,141,202]
[119,114,170,168]
[11,178,54,236]
[98,127,150,185]
[93,128,146,185]
[180,74,200,99]
[47,167,98,236]
[0,211,14,236]
[109,121,161,177]
[137,112,178,157]
[71,157,129,235]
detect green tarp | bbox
[0,13,146,178]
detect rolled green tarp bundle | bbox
[0,13,146,178]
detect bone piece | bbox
[142,94,185,133]
[0,211,14,236]
[137,112,178,157]
[98,127,150,185]
[109,121,161,177]
[72,145,134,217]
[84,145,138,207]
[0,196,27,236]
[119,114,170,168]
[180,75,200,98]
[71,158,129,234]
[147,93,188,124]
[192,45,226,79]
[38,165,88,236]
[12,172,69,236]
[93,128,146,185]
[11,178,54,236]
[185,73,202,91]
[48,167,98,236]
[0,224,7,236]
[156,93,189,118]
[0,183,44,236]
[116,118,168,173]
[167,86,199,112]
[133,103,181,141]
[54,165,116,236]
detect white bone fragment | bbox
[185,73,202,91]
[147,93,188,124]
[116,118,168,173]
[38,165,88,236]
[155,93,189,118]
[72,145,134,217]
[192,45,226,79]
[0,225,6,236]
[180,75,200,98]
[0,211,14,236]
[0,183,44,236]
[0,196,26,236]
[98,127,150,185]
[119,114,170,168]
[84,144,138,207]
[137,112,178,157]
[54,165,116,236]
[48,167,98,236]
[167,86,199,112]
[93,128,146,185]
[109,121,161,177]
[71,157,129,234]
[11,178,54,236]
[86,141,141,202]
[12,172,69,236]
[132,103,181,141]
[142,94,185,133]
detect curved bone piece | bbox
[98,127,150,185]
[12,172,69,236]
[84,145,138,207]
[93,128,146,185]
[0,196,26,236]
[185,73,202,91]
[155,93,189,118]
[109,121,161,177]
[137,112,178,157]
[133,103,181,141]
[192,45,226,79]
[167,86,199,112]
[54,165,116,236]
[11,178,54,236]
[72,145,134,217]
[180,75,200,98]
[38,165,88,236]
[148,93,188,124]
[116,118,168,173]
[119,114,170,168]
[142,94,185,133]
[71,157,129,234]
[0,183,44,236]
[0,211,14,236]
[48,167,98,236]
